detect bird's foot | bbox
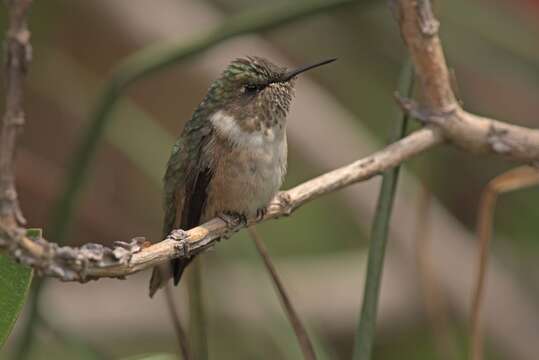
[255,207,267,222]
[218,211,247,229]
[217,211,247,240]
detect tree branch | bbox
[0,127,443,282]
[395,0,539,164]
[0,0,32,226]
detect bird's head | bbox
[201,56,336,130]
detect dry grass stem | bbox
[248,227,316,360]
[164,284,192,360]
[470,166,539,360]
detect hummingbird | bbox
[149,56,336,297]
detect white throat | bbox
[210,110,283,148]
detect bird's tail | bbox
[150,175,197,297]
[149,263,169,298]
[149,258,194,297]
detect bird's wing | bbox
[149,119,214,297]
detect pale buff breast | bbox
[202,110,287,220]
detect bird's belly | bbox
[203,141,286,220]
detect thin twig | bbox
[0,0,32,226]
[414,185,458,360]
[0,1,35,359]
[0,126,443,281]
[470,166,539,360]
[248,227,317,360]
[353,59,414,360]
[164,284,192,360]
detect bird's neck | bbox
[210,110,285,149]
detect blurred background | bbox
[1,0,539,359]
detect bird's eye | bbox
[244,84,263,94]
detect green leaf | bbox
[25,228,42,239]
[0,254,33,348]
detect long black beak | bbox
[280,58,337,82]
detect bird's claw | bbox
[218,211,247,229]
[256,207,267,222]
[168,229,189,241]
